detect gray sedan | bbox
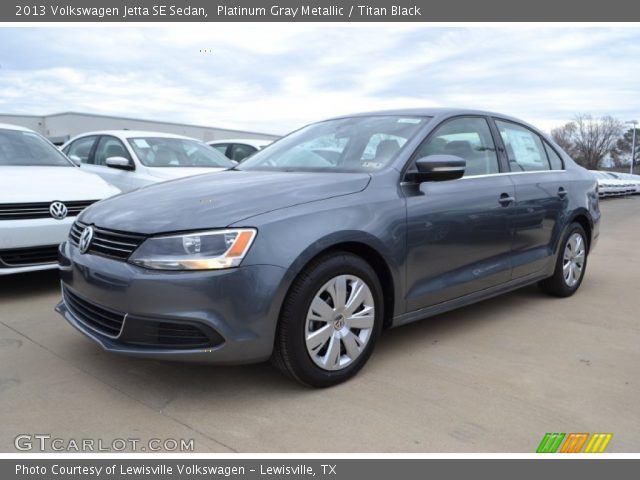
[56,109,600,387]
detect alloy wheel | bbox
[304,274,375,371]
[563,232,586,287]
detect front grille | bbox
[0,200,97,220]
[62,286,224,348]
[63,287,125,338]
[69,221,145,260]
[0,245,60,267]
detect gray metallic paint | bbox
[56,108,600,364]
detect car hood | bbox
[0,166,120,203]
[148,167,228,180]
[81,170,371,234]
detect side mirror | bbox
[106,156,134,171]
[68,154,82,167]
[412,154,466,182]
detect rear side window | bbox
[64,136,98,164]
[495,120,550,172]
[543,141,564,170]
[415,116,499,177]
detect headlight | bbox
[129,228,256,270]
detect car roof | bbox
[326,107,539,128]
[70,130,196,141]
[329,107,510,118]
[208,138,272,146]
[0,123,34,132]
[322,107,558,142]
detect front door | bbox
[405,116,515,311]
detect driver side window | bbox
[94,136,132,167]
[415,117,499,177]
[65,135,98,164]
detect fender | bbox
[273,229,404,318]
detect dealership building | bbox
[0,111,279,145]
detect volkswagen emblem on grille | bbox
[79,226,94,254]
[49,201,68,220]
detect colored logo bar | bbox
[537,433,612,453]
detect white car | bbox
[591,171,615,197]
[0,123,120,275]
[62,131,235,192]
[602,172,634,195]
[608,172,640,194]
[591,171,631,197]
[208,138,272,162]
[622,173,640,194]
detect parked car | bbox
[208,138,272,162]
[616,173,640,194]
[0,123,120,275]
[591,171,618,197]
[595,171,636,196]
[605,172,638,195]
[62,131,235,192]
[56,109,599,387]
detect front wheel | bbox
[539,223,588,297]
[272,252,384,388]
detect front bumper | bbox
[0,217,74,275]
[56,241,288,364]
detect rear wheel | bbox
[539,222,588,297]
[272,252,383,388]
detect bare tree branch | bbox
[551,114,623,169]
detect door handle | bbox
[558,187,568,198]
[498,193,515,207]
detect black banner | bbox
[4,0,640,22]
[3,459,640,480]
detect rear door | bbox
[492,118,567,278]
[404,116,515,311]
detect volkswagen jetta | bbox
[56,109,600,387]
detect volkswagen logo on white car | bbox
[49,201,68,220]
[79,226,94,254]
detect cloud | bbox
[0,25,639,134]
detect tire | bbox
[272,252,384,388]
[539,222,588,297]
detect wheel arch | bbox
[276,232,401,331]
[568,210,593,253]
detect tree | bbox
[551,123,577,158]
[551,114,623,170]
[612,127,640,167]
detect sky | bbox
[0,25,639,135]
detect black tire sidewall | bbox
[281,253,384,387]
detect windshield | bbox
[238,115,431,173]
[128,137,235,168]
[0,128,73,167]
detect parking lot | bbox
[1,197,639,453]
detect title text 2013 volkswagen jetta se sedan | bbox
[56,109,600,387]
